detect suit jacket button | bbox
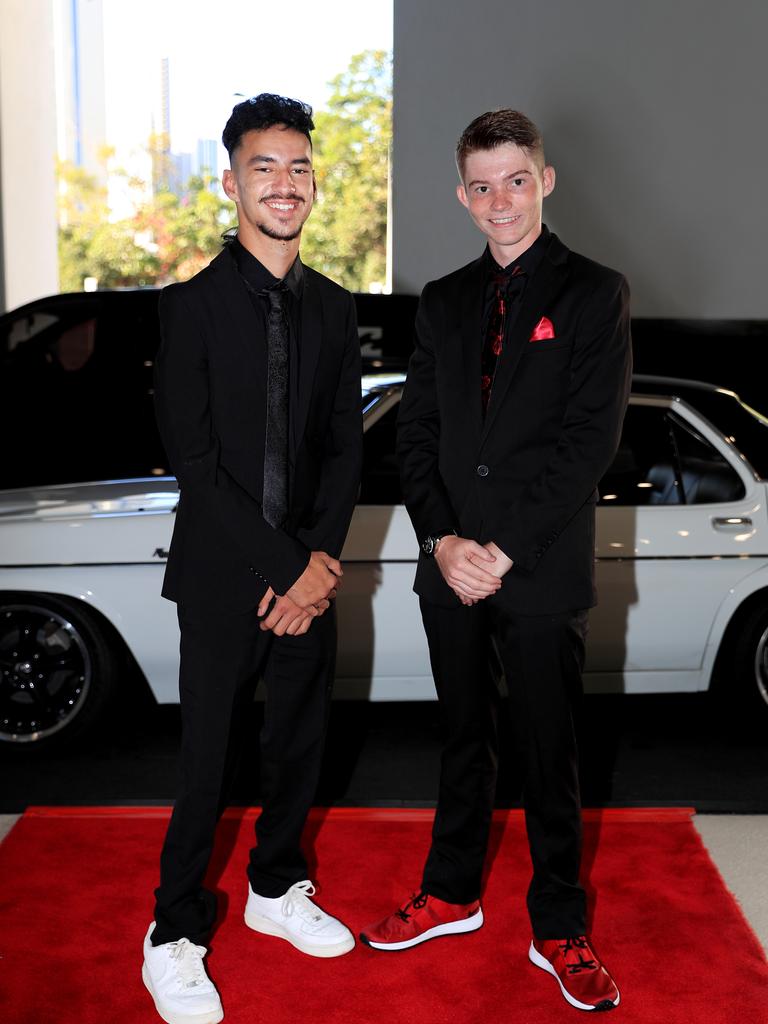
[477,464,489,477]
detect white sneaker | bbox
[142,923,224,1024]
[244,880,355,958]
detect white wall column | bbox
[0,0,60,311]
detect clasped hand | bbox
[257,550,341,636]
[434,537,513,607]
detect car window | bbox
[359,403,403,505]
[0,297,166,489]
[599,403,745,507]
[668,413,745,504]
[631,379,768,481]
[599,405,681,506]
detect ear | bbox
[312,170,318,199]
[542,165,556,198]
[222,168,238,203]
[456,183,469,210]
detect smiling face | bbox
[222,125,316,250]
[457,143,555,266]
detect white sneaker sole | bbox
[528,942,620,1011]
[244,909,355,958]
[141,963,224,1024]
[362,906,484,950]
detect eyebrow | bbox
[246,154,312,166]
[467,169,532,188]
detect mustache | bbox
[260,193,305,203]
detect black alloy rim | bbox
[0,605,91,743]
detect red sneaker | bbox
[529,935,620,1011]
[360,891,483,950]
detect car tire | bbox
[0,594,120,753]
[727,602,768,717]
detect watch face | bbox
[422,536,435,555]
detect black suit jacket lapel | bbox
[295,265,322,448]
[457,258,485,442]
[481,233,570,441]
[208,248,266,373]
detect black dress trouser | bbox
[419,597,588,939]
[152,602,336,947]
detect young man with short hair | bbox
[361,109,631,1013]
[142,93,362,1024]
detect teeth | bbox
[491,217,516,224]
[267,202,295,210]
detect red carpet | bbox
[1,806,767,1023]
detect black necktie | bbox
[262,286,289,528]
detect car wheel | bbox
[0,595,119,752]
[729,603,768,715]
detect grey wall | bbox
[392,0,768,317]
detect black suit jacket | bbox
[154,248,362,612]
[397,231,631,614]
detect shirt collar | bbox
[483,223,550,279]
[228,235,303,299]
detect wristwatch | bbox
[421,530,457,556]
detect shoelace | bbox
[281,880,323,924]
[167,938,208,988]
[395,891,429,922]
[558,936,598,975]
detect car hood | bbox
[0,478,179,522]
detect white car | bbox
[2,373,768,751]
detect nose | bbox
[490,190,509,210]
[273,167,295,194]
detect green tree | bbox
[57,158,158,290]
[56,156,234,290]
[301,49,392,292]
[133,175,236,283]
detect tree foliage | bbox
[57,158,159,290]
[56,49,392,293]
[301,49,391,291]
[57,155,234,290]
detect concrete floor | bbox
[1,813,17,842]
[1,812,766,954]
[693,815,768,953]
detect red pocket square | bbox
[529,316,555,342]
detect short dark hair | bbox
[456,109,544,177]
[222,93,314,159]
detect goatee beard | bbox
[258,223,303,242]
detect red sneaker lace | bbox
[395,892,429,922]
[558,937,598,975]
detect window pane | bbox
[599,405,681,506]
[668,413,745,504]
[0,296,166,489]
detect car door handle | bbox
[712,517,752,530]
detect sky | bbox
[102,0,393,164]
